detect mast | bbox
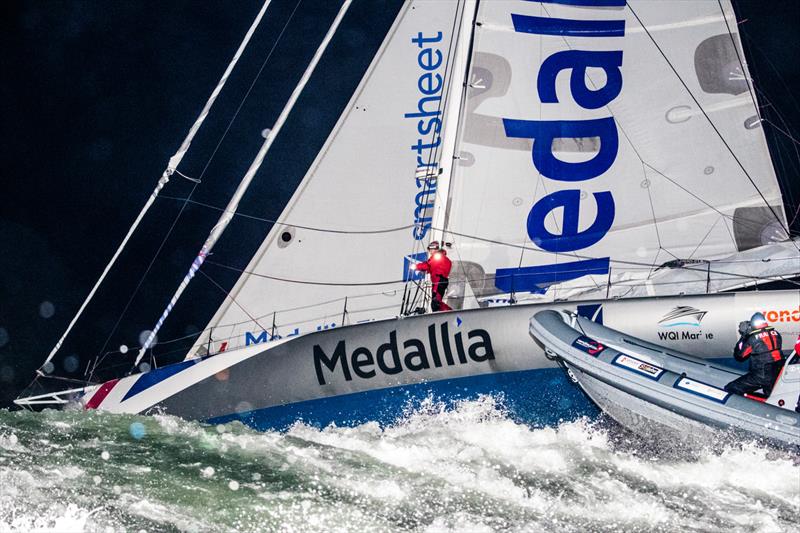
[39,0,274,372]
[429,0,479,246]
[135,0,354,366]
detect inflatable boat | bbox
[528,310,800,449]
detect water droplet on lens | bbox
[228,480,240,491]
[119,344,128,354]
[39,301,55,319]
[139,330,157,346]
[252,472,261,481]
[129,422,146,440]
[93,475,102,485]
[0,366,15,383]
[138,362,151,373]
[101,450,110,461]
[235,401,252,416]
[42,361,54,374]
[112,485,122,495]
[201,466,215,478]
[63,355,80,373]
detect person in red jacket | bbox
[415,241,452,312]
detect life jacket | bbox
[733,325,783,371]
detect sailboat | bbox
[16,0,800,431]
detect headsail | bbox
[189,0,472,356]
[442,0,794,303]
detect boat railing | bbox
[113,261,797,368]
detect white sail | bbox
[442,0,793,302]
[190,0,471,356]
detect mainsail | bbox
[442,0,795,303]
[189,0,472,356]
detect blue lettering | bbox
[496,6,626,291]
[511,14,625,37]
[503,117,619,181]
[406,31,446,241]
[245,331,268,346]
[527,190,615,252]
[538,50,623,109]
[527,0,626,6]
[496,258,612,293]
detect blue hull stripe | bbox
[208,367,599,431]
[123,359,200,401]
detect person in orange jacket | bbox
[415,241,452,312]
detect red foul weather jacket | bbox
[415,251,452,285]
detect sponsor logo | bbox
[656,306,713,342]
[244,327,302,346]
[313,323,494,385]
[613,354,664,380]
[658,306,707,328]
[572,336,606,356]
[403,252,428,282]
[495,0,626,294]
[762,306,800,323]
[405,31,445,241]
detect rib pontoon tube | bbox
[528,310,800,449]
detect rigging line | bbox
[206,259,405,286]
[762,117,800,147]
[157,195,416,234]
[740,30,800,118]
[716,0,762,123]
[92,180,200,373]
[40,0,276,371]
[90,1,305,374]
[207,244,800,290]
[625,3,788,237]
[197,269,269,333]
[409,0,463,259]
[437,227,800,286]
[402,1,465,314]
[761,112,800,227]
[430,0,479,244]
[687,217,722,261]
[641,162,790,241]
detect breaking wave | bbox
[1,397,798,532]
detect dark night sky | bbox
[1,0,798,408]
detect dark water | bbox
[1,397,798,532]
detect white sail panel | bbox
[443,0,790,302]
[191,0,468,355]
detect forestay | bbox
[442,0,792,303]
[189,0,470,357]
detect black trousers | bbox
[724,361,783,396]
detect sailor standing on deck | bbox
[415,241,452,312]
[724,312,784,397]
